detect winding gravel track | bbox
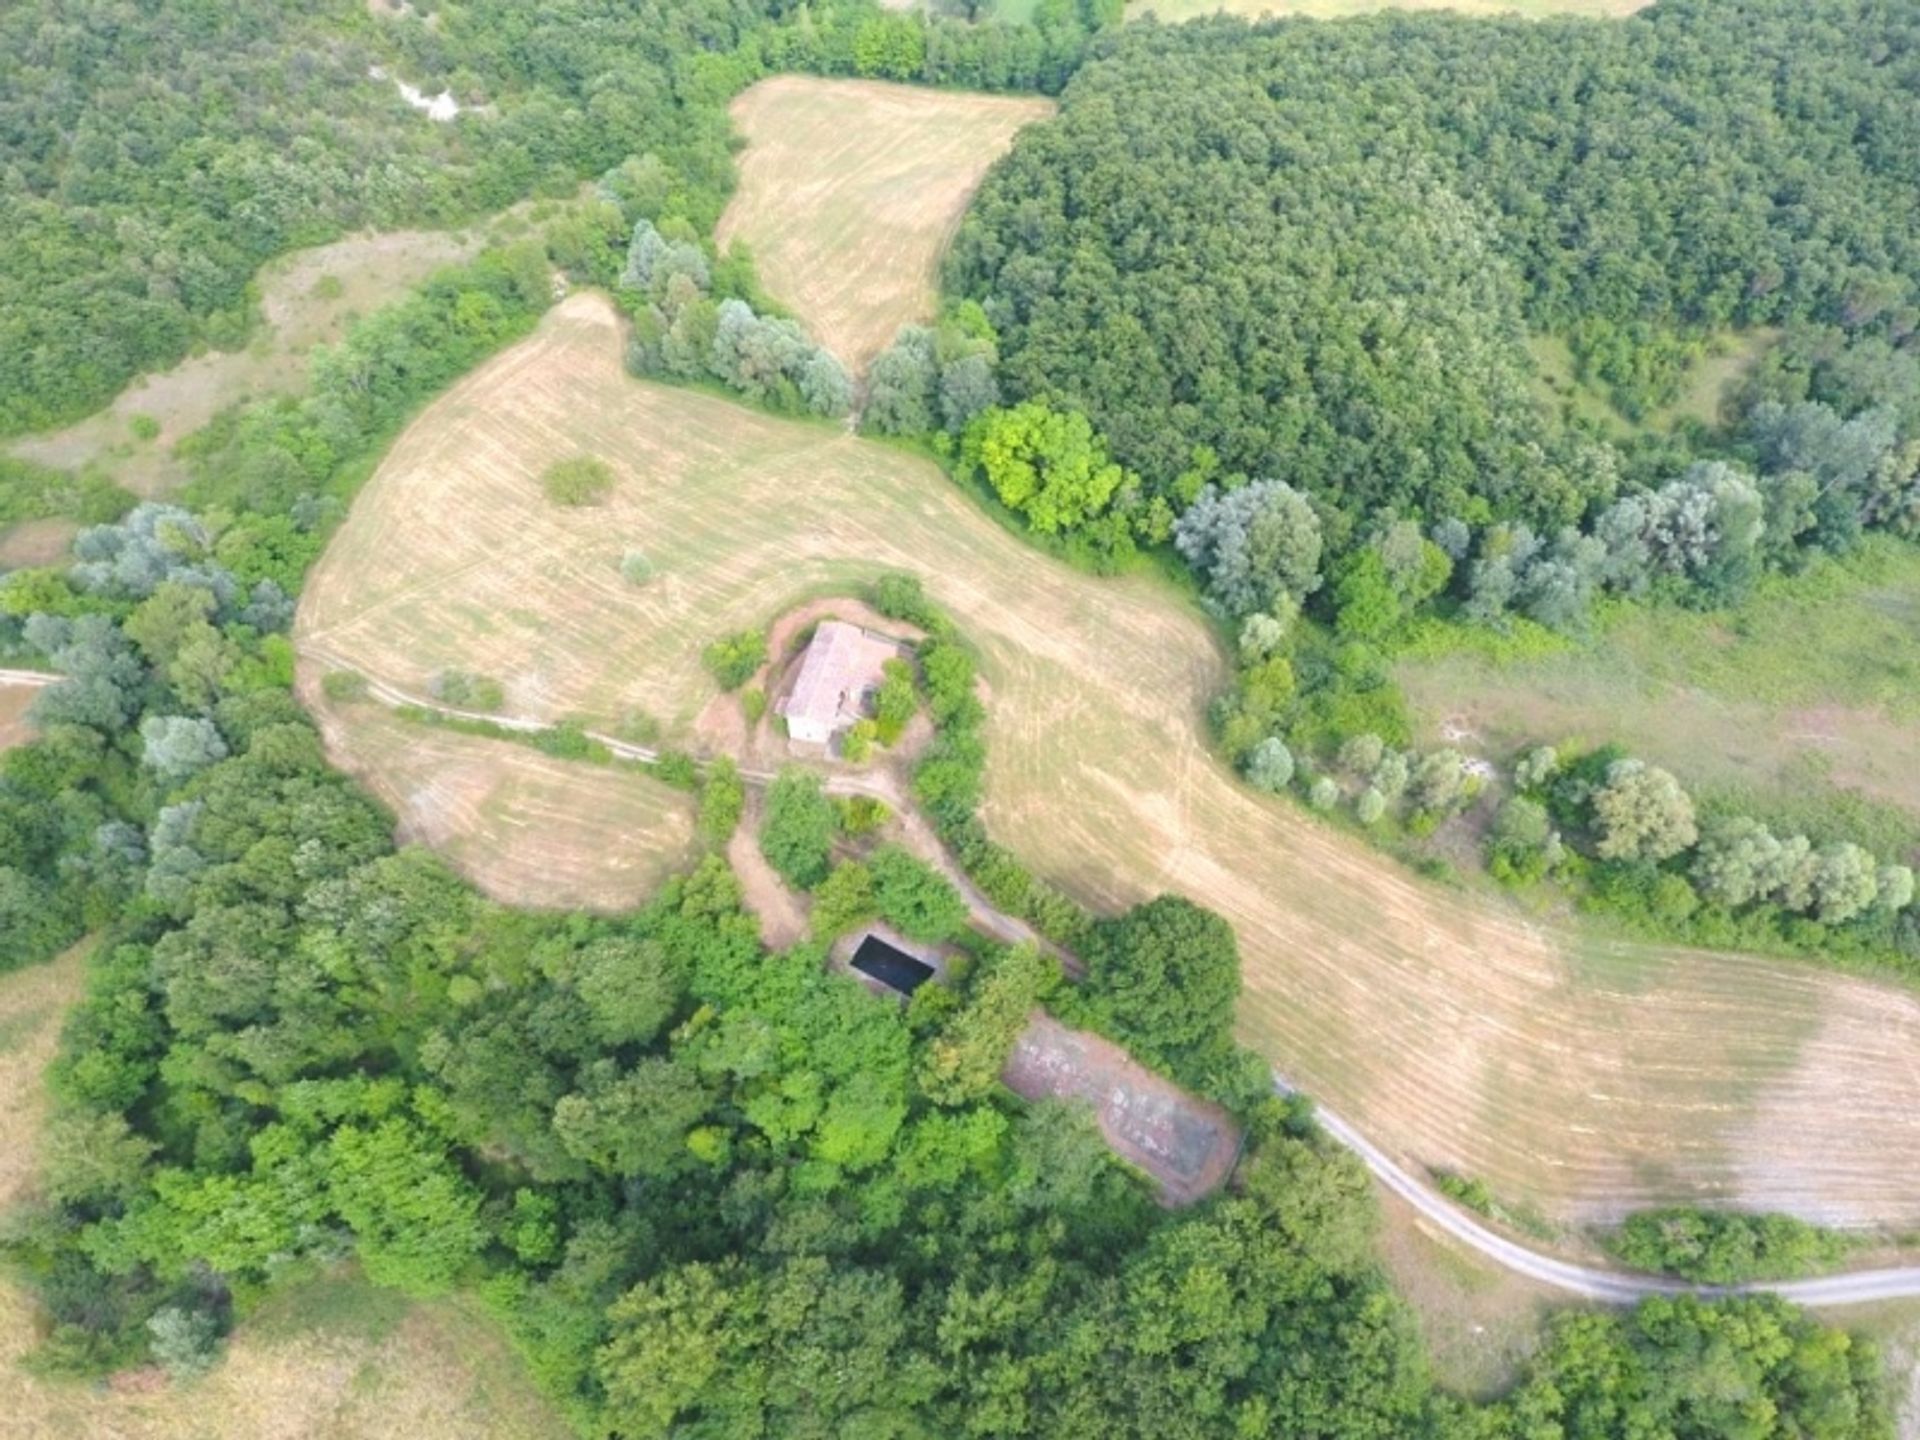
[86,648,1916,1312]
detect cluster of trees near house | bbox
[0,0,1909,1433]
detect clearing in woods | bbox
[295,293,1920,1229]
[715,77,1054,374]
[6,229,485,499]
[0,955,566,1440]
[297,670,700,913]
[0,688,35,753]
[1397,539,1920,844]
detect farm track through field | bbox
[292,649,1920,1308]
[294,293,1920,1236]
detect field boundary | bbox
[303,641,1920,1306]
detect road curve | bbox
[1278,1076,1920,1309]
[300,644,1920,1310]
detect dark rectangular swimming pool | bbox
[851,933,936,995]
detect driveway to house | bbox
[303,643,1920,1310]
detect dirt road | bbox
[1283,1076,1920,1308]
[310,646,1920,1308]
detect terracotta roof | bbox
[777,619,891,734]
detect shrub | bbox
[1244,737,1294,793]
[741,687,767,725]
[430,669,505,712]
[759,768,835,889]
[543,456,616,506]
[701,629,766,690]
[321,669,368,703]
[619,550,654,585]
[128,414,160,442]
[146,1305,222,1381]
[873,659,916,744]
[1608,1209,1851,1284]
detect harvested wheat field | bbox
[715,77,1053,373]
[296,294,1920,1227]
[299,673,699,912]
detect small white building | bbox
[776,619,898,746]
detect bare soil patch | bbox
[0,519,79,571]
[1003,1011,1242,1205]
[0,688,36,753]
[716,77,1054,374]
[295,295,1920,1228]
[729,788,811,950]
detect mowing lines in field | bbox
[297,294,1920,1228]
[715,77,1054,374]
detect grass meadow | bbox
[293,293,1920,1230]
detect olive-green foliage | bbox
[697,757,745,845]
[758,767,836,889]
[953,5,1920,532]
[1084,895,1241,1088]
[542,456,616,507]
[1609,1209,1853,1285]
[430,668,506,713]
[701,628,767,691]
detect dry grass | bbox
[0,946,86,1213]
[295,294,1920,1227]
[0,1275,567,1440]
[300,672,699,912]
[1397,540,1920,834]
[1127,0,1649,20]
[715,77,1054,374]
[0,519,79,571]
[1372,1187,1568,1399]
[0,689,35,754]
[8,230,484,498]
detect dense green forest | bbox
[0,0,1911,1434]
[0,0,1111,438]
[917,0,1920,974]
[952,0,1920,529]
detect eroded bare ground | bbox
[294,295,1920,1227]
[715,77,1054,374]
[1004,1011,1242,1205]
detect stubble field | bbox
[714,77,1054,373]
[295,294,1920,1229]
